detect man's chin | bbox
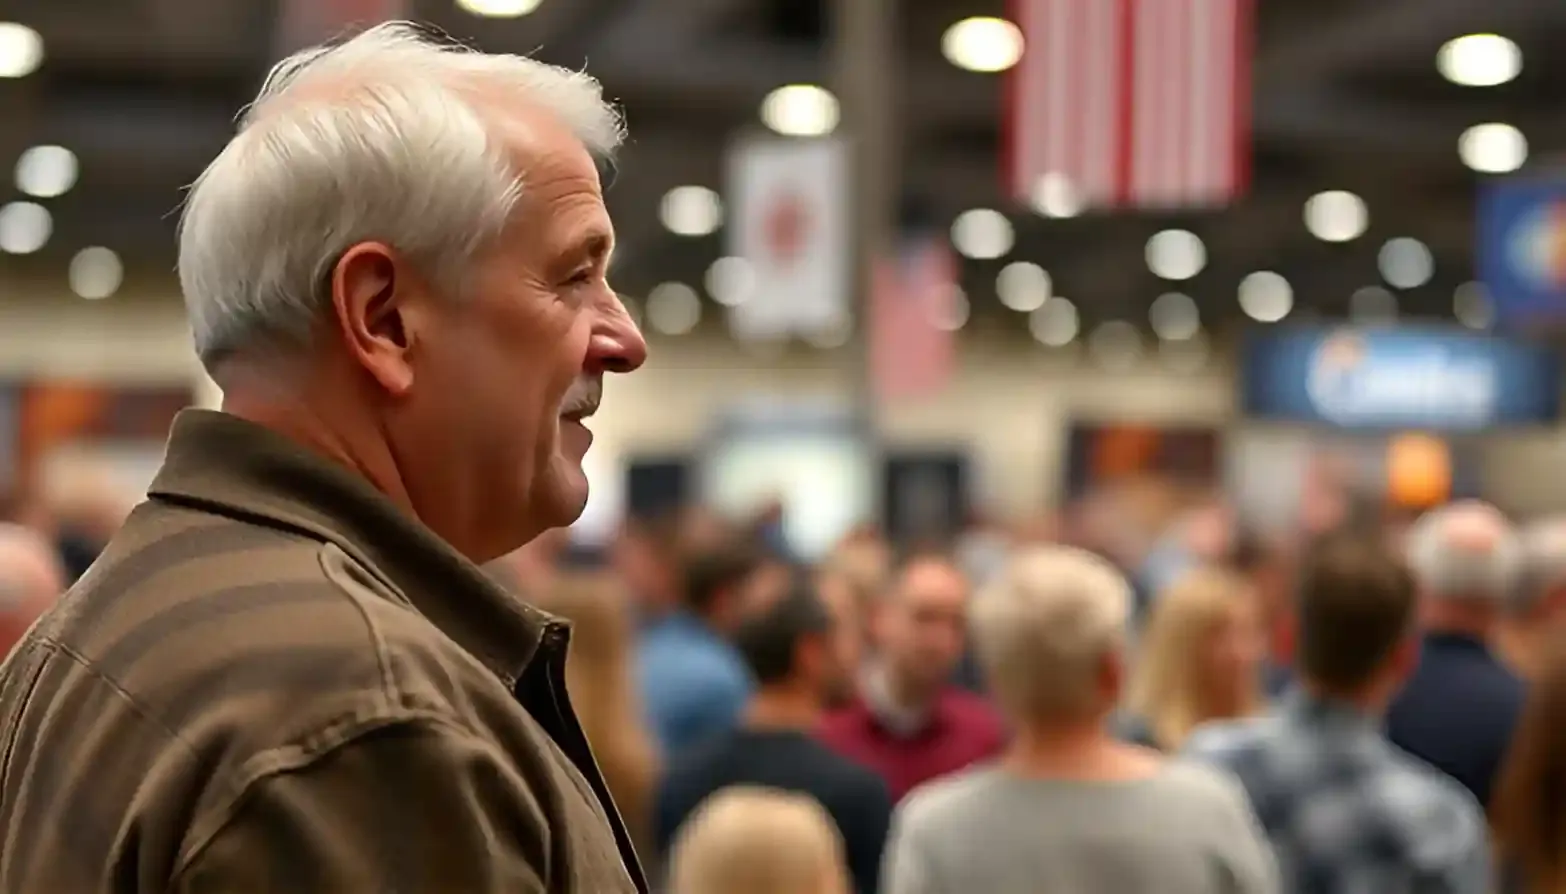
[538,466,590,528]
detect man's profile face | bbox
[393,104,645,558]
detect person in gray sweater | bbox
[881,545,1278,894]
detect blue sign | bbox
[1478,176,1566,326]
[1242,327,1559,430]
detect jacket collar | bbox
[147,409,552,686]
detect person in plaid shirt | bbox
[1184,532,1491,894]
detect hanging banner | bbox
[1477,174,1566,328]
[1007,0,1253,211]
[726,137,850,340]
[869,235,958,402]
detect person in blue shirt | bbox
[638,541,782,756]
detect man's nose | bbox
[586,292,648,374]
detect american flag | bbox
[1005,0,1253,211]
[274,0,406,55]
[870,237,958,402]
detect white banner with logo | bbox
[726,137,849,339]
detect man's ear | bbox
[330,241,414,396]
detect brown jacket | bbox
[0,410,647,893]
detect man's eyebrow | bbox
[569,232,612,264]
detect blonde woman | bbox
[1121,566,1266,751]
[667,786,850,894]
[530,567,662,858]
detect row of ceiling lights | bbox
[660,181,1448,299]
[0,143,122,299]
[629,239,1490,351]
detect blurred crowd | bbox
[6,480,1566,894]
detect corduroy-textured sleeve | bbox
[172,719,550,894]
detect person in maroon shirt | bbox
[818,551,1006,800]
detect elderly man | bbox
[1386,501,1527,809]
[0,23,646,894]
[1497,516,1566,679]
[0,524,65,656]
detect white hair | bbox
[1511,517,1566,612]
[1405,501,1520,604]
[970,545,1131,723]
[177,21,625,367]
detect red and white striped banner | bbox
[1006,0,1253,211]
[870,237,958,403]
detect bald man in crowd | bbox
[1387,501,1527,808]
[0,524,64,656]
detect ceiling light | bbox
[1238,271,1292,322]
[942,17,1024,73]
[705,256,755,306]
[931,284,971,332]
[1148,292,1200,341]
[1303,190,1368,242]
[1030,298,1078,346]
[15,145,77,199]
[0,201,51,254]
[645,282,702,335]
[1377,237,1434,289]
[0,23,42,79]
[996,261,1051,311]
[69,247,122,300]
[1459,123,1527,173]
[456,0,543,17]
[951,208,1013,260]
[1088,320,1142,370]
[1350,285,1398,323]
[1145,229,1206,280]
[1030,172,1083,219]
[1437,33,1521,87]
[760,85,840,137]
[1453,281,1494,330]
[660,185,722,237]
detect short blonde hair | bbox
[667,787,848,894]
[970,545,1131,722]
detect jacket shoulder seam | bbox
[171,708,485,880]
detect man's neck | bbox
[1423,600,1496,642]
[1300,678,1388,716]
[222,375,414,517]
[1003,717,1153,781]
[746,686,822,730]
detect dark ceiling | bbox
[1,0,1565,343]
